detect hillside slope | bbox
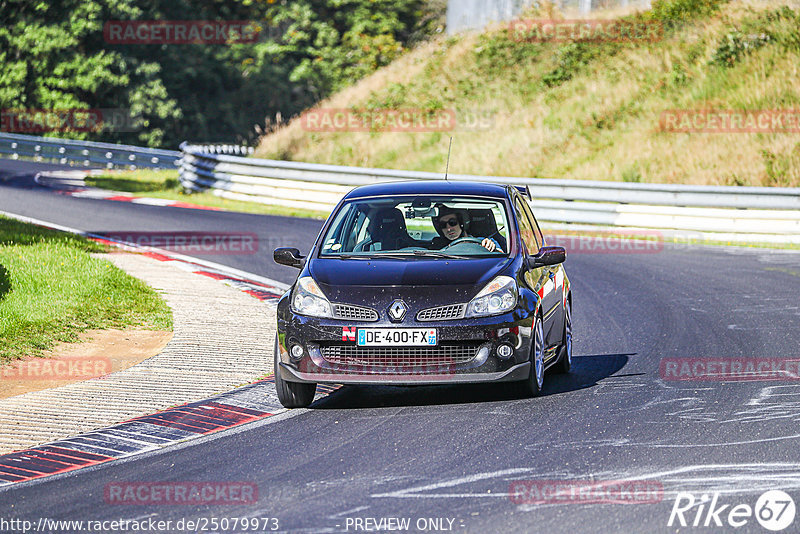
[255,0,800,187]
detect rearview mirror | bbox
[274,248,305,268]
[527,246,566,269]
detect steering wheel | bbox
[442,236,488,252]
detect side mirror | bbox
[527,246,566,269]
[274,248,305,268]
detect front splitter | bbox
[279,361,530,385]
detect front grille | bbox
[332,304,379,322]
[417,303,466,322]
[320,343,481,370]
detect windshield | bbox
[319,195,511,258]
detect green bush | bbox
[542,43,602,88]
[622,166,643,183]
[474,32,543,77]
[711,30,770,67]
[740,6,800,52]
[648,0,729,24]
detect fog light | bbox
[290,344,304,360]
[497,344,514,360]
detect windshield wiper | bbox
[332,254,375,260]
[332,251,468,260]
[412,250,468,260]
[334,253,414,260]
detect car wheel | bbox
[274,336,316,408]
[553,298,572,374]
[519,313,545,397]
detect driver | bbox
[431,204,502,252]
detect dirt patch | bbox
[0,329,172,399]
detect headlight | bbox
[291,277,333,318]
[466,276,517,318]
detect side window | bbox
[321,208,350,253]
[513,198,539,255]
[521,198,545,248]
[351,211,369,249]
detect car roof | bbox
[343,180,511,200]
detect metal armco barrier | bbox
[179,143,800,244]
[445,0,654,34]
[0,132,180,169]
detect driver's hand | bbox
[481,238,496,252]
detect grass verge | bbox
[85,170,329,220]
[0,216,173,364]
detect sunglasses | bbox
[437,217,460,228]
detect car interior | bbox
[322,198,510,255]
[466,208,508,252]
[361,208,507,253]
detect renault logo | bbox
[388,300,407,322]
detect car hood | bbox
[309,257,513,308]
[311,257,509,286]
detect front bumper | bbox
[277,302,535,386]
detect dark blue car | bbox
[273,180,571,408]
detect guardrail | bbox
[0,132,180,169]
[2,135,795,244]
[179,143,800,244]
[446,0,653,34]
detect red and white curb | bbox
[60,189,222,211]
[34,170,220,211]
[0,379,340,487]
[91,236,287,304]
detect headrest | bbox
[368,207,406,235]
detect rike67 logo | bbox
[668,490,796,531]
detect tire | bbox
[274,336,316,408]
[518,313,545,397]
[553,298,572,374]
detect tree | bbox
[0,0,441,148]
[0,0,181,146]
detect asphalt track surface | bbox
[2,159,800,533]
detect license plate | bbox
[357,329,438,347]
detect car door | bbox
[514,195,562,349]
[526,203,566,344]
